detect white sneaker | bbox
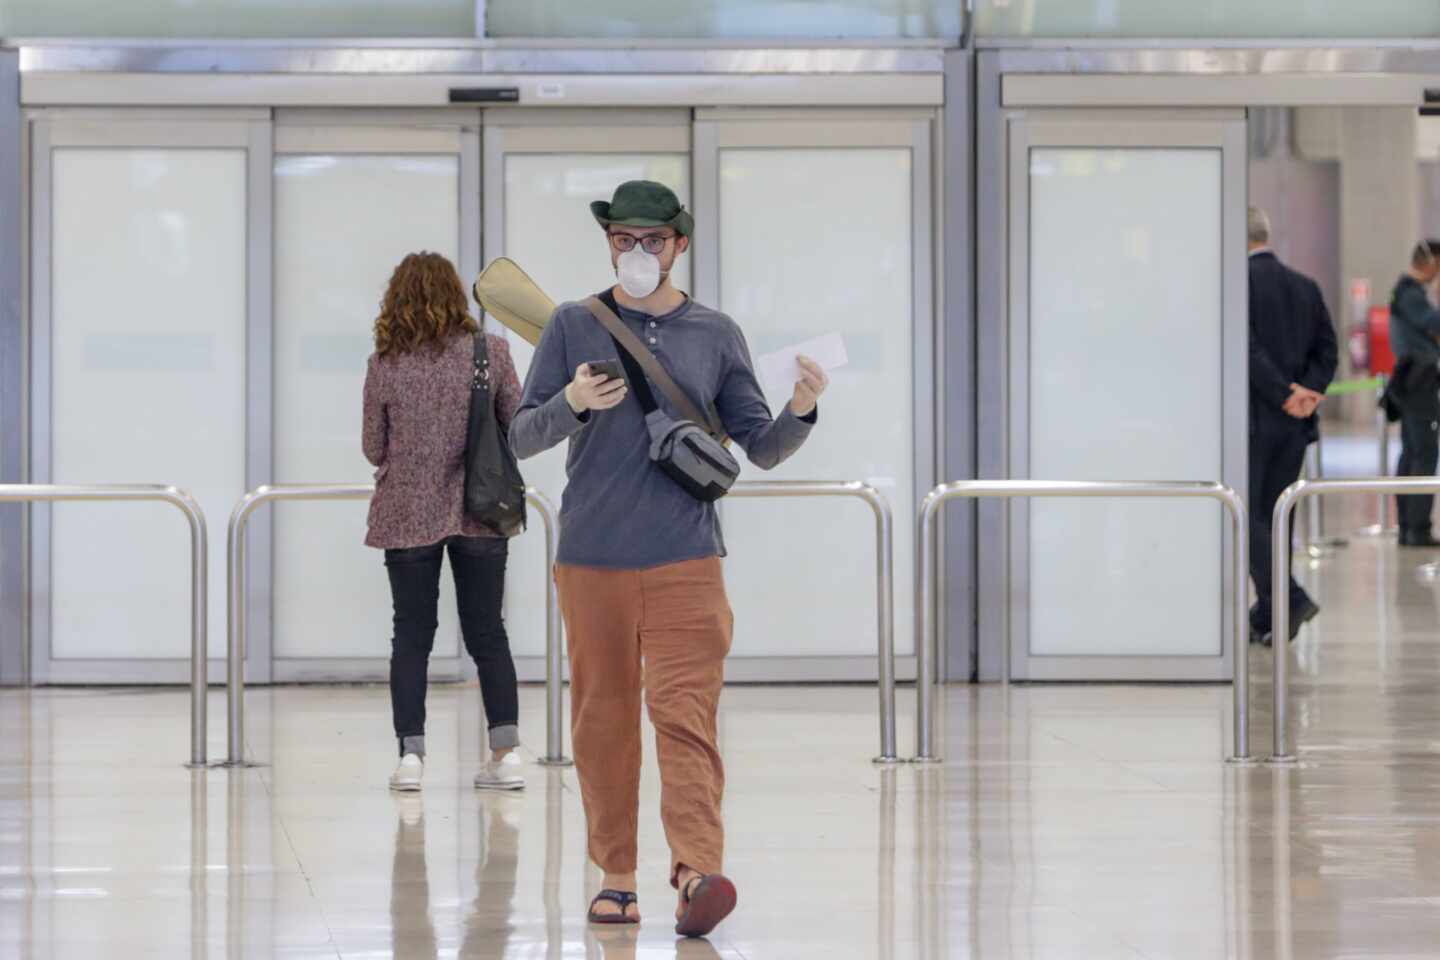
[474,752,526,791]
[389,753,424,792]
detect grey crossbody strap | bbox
[583,296,728,441]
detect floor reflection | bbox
[390,795,438,959]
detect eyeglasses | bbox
[609,232,675,255]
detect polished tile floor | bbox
[5,448,1440,958]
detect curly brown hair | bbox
[373,252,477,357]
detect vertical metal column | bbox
[1358,375,1396,535]
[1303,438,1348,557]
[1379,377,1393,529]
[0,50,24,687]
[529,488,570,767]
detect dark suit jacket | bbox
[1249,251,1338,441]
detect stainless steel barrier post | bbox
[1272,475,1440,761]
[0,483,208,766]
[224,483,564,767]
[917,480,1250,764]
[729,480,899,764]
[1303,440,1348,558]
[1358,375,1396,536]
[528,488,571,767]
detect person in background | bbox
[363,251,527,793]
[1247,207,1338,646]
[1389,240,1440,548]
[509,181,828,938]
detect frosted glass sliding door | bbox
[695,111,934,677]
[30,116,264,682]
[483,111,691,674]
[270,118,478,679]
[1006,113,1246,681]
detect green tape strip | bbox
[1325,376,1384,397]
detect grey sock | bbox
[400,735,426,758]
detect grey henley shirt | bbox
[510,292,817,569]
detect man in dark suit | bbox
[1248,207,1338,646]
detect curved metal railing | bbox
[916,480,1250,764]
[224,483,562,767]
[729,480,898,763]
[1270,476,1440,761]
[222,479,899,765]
[0,483,208,765]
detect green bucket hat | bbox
[590,180,694,237]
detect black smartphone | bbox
[586,359,624,382]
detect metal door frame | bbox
[692,106,936,682]
[26,108,269,684]
[0,49,22,686]
[994,108,1247,682]
[266,108,482,683]
[975,46,1440,681]
[480,106,693,682]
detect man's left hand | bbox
[791,356,829,418]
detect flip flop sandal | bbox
[675,874,737,938]
[588,889,640,925]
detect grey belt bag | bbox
[584,294,739,503]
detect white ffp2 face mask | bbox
[616,247,663,299]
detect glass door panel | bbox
[696,110,934,677]
[30,114,263,683]
[271,119,477,678]
[50,147,246,661]
[1006,112,1246,681]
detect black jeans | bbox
[385,536,518,756]
[1397,393,1440,534]
[1249,423,1312,632]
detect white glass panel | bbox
[51,148,246,659]
[719,148,914,658]
[501,152,689,658]
[488,0,960,39]
[0,0,473,38]
[1028,148,1222,657]
[974,0,1440,38]
[273,154,461,659]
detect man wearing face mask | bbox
[510,181,828,937]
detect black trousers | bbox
[384,536,518,756]
[1249,423,1312,631]
[1397,396,1440,534]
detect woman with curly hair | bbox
[362,251,526,793]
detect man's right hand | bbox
[1283,383,1322,419]
[565,363,628,414]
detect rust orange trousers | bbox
[555,556,733,886]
